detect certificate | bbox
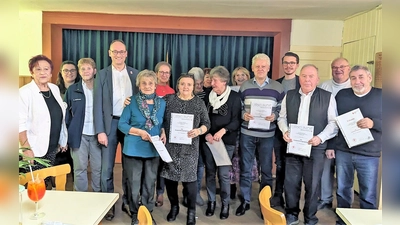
[150,136,173,163]
[287,123,314,157]
[169,113,194,145]
[336,108,374,148]
[248,100,272,129]
[205,140,232,166]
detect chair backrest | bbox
[138,205,152,225]
[259,185,286,225]
[19,164,71,191]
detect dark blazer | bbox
[93,65,139,135]
[276,75,301,90]
[64,81,86,148]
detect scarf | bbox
[208,85,231,110]
[135,91,160,130]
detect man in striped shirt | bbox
[235,53,285,217]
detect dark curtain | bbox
[62,29,273,88]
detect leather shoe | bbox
[206,201,216,216]
[235,202,250,216]
[317,201,332,210]
[122,203,132,217]
[167,205,180,222]
[270,195,285,208]
[220,204,229,220]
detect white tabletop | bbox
[336,208,382,225]
[20,190,119,225]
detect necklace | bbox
[40,90,52,99]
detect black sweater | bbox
[204,90,242,146]
[333,87,382,157]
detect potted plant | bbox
[19,147,51,176]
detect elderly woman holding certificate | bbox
[118,69,166,225]
[161,73,210,225]
[202,66,242,220]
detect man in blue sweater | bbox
[326,65,382,225]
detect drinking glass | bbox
[27,177,46,219]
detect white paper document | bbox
[206,140,232,166]
[287,123,314,157]
[169,113,194,145]
[150,136,173,163]
[248,100,273,129]
[335,108,374,148]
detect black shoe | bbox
[205,201,216,216]
[122,203,132,217]
[131,218,139,225]
[230,184,237,199]
[270,195,285,208]
[317,201,332,210]
[182,196,188,207]
[187,209,196,225]
[167,205,180,222]
[220,204,229,220]
[235,202,250,216]
[105,205,115,221]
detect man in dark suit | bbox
[94,39,138,220]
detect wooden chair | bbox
[138,205,152,225]
[259,185,286,225]
[19,164,71,191]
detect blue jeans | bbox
[239,133,274,203]
[336,150,379,209]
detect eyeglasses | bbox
[283,61,297,65]
[332,65,349,70]
[110,50,126,55]
[158,71,170,75]
[62,69,77,73]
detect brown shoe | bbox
[155,194,163,207]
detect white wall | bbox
[19,10,42,76]
[290,20,344,82]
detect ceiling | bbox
[20,0,381,20]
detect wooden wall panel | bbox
[290,45,342,82]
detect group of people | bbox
[19,38,382,225]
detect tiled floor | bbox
[66,164,353,225]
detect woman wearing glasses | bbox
[161,73,210,225]
[56,60,80,99]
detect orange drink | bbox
[27,178,46,202]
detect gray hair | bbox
[154,61,171,73]
[350,65,371,76]
[301,64,319,73]
[331,57,349,66]
[252,53,271,66]
[210,66,230,84]
[136,69,157,87]
[188,67,204,81]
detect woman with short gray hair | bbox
[202,66,242,220]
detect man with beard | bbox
[271,52,301,208]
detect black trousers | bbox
[284,150,325,225]
[273,133,287,195]
[165,178,197,211]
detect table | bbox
[336,208,382,225]
[20,190,119,225]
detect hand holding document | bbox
[287,123,314,157]
[248,100,272,129]
[205,140,232,166]
[335,108,374,148]
[150,135,173,163]
[169,113,194,145]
